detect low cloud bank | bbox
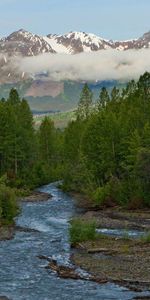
[18,49,150,82]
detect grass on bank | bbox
[69,218,96,245]
[140,232,150,243]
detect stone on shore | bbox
[22,191,52,202]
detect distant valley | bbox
[0,79,125,113]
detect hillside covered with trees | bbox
[0,89,63,224]
[63,72,150,209]
[0,72,150,224]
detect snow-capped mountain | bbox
[0,29,149,83]
[0,29,55,57]
[0,29,150,57]
[113,31,150,50]
[45,31,113,54]
[45,30,150,54]
[0,29,55,83]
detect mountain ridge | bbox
[0,29,150,56]
[0,29,149,84]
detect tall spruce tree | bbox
[38,117,55,164]
[97,87,110,110]
[111,86,120,102]
[76,83,93,119]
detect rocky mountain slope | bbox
[0,29,55,83]
[46,30,150,53]
[0,29,55,57]
[46,32,112,53]
[0,29,149,83]
[0,29,150,57]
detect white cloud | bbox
[17,49,150,82]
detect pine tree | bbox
[97,87,110,110]
[122,80,137,99]
[138,72,150,100]
[38,117,55,164]
[111,86,120,102]
[8,88,20,105]
[76,83,93,120]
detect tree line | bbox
[63,72,150,209]
[0,71,150,223]
[0,89,63,223]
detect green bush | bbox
[108,178,125,205]
[91,177,146,209]
[141,232,150,243]
[69,218,96,245]
[92,184,110,206]
[0,183,18,223]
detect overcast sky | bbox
[0,0,149,40]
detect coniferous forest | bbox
[63,72,150,209]
[0,89,63,223]
[0,72,150,224]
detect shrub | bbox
[0,183,18,223]
[69,218,96,245]
[106,178,130,207]
[92,184,111,206]
[141,232,150,243]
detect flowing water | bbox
[96,228,145,238]
[0,183,148,300]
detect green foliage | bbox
[0,88,64,192]
[8,88,20,105]
[0,88,65,222]
[0,72,150,224]
[0,80,125,113]
[138,72,150,101]
[62,73,150,209]
[111,86,120,102]
[0,89,35,182]
[0,179,18,223]
[69,218,96,245]
[76,83,93,120]
[38,117,55,164]
[97,87,110,110]
[34,110,76,129]
[141,232,150,243]
[92,185,111,206]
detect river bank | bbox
[0,191,51,241]
[80,208,150,231]
[21,191,51,202]
[0,183,149,300]
[71,234,150,291]
[69,205,150,292]
[0,224,15,241]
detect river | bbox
[0,183,148,300]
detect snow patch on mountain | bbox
[43,36,70,54]
[0,29,150,83]
[0,29,55,57]
[46,31,112,54]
